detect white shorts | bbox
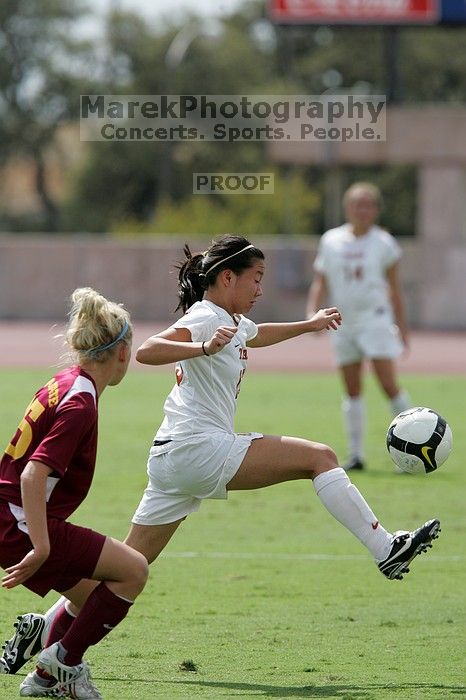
[332,321,403,366]
[132,431,263,526]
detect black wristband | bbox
[202,341,209,356]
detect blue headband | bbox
[88,319,129,355]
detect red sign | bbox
[269,0,439,24]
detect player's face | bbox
[345,193,379,230]
[231,258,264,313]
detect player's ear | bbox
[118,342,130,362]
[220,269,233,287]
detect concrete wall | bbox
[0,233,463,329]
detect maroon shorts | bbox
[0,503,106,597]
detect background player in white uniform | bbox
[1,235,439,679]
[307,183,411,471]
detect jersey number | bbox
[4,397,46,460]
[344,264,364,282]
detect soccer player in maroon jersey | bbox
[0,288,148,699]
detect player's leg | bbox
[128,456,196,564]
[21,538,148,699]
[371,357,411,414]
[38,521,181,652]
[10,521,179,678]
[37,520,181,636]
[332,330,366,470]
[340,360,363,398]
[31,524,182,696]
[227,435,337,487]
[227,435,440,579]
[340,361,366,470]
[227,435,391,559]
[55,537,148,662]
[125,519,184,564]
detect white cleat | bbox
[37,643,102,700]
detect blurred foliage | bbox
[1,1,466,234]
[306,164,417,237]
[283,24,466,101]
[112,169,320,237]
[0,0,97,230]
[62,141,162,232]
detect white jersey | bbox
[155,300,258,440]
[314,224,402,325]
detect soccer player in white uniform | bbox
[307,182,411,471]
[1,235,439,679]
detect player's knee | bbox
[312,444,339,475]
[130,551,150,592]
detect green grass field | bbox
[0,369,465,700]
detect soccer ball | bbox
[386,407,452,474]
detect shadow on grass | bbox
[161,679,466,698]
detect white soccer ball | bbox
[386,407,452,474]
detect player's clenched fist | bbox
[204,326,238,356]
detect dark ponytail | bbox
[175,244,207,313]
[175,235,264,314]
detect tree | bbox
[0,0,94,230]
[5,0,465,234]
[275,23,466,102]
[113,169,321,237]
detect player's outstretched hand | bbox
[204,326,238,356]
[1,549,49,589]
[308,307,342,332]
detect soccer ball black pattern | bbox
[386,407,453,474]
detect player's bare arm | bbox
[386,262,409,348]
[136,325,238,364]
[2,461,52,589]
[248,308,342,348]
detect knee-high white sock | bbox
[342,396,365,459]
[313,468,392,560]
[43,596,68,645]
[391,390,411,416]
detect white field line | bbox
[163,551,462,562]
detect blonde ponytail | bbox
[65,287,132,364]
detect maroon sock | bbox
[60,583,132,666]
[45,605,75,647]
[35,667,56,685]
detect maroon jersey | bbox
[0,366,98,520]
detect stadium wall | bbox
[1,234,464,329]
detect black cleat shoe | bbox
[0,613,46,674]
[377,518,441,580]
[343,457,365,471]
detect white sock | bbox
[342,396,365,460]
[42,596,67,644]
[313,468,393,561]
[391,390,411,416]
[64,599,77,618]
